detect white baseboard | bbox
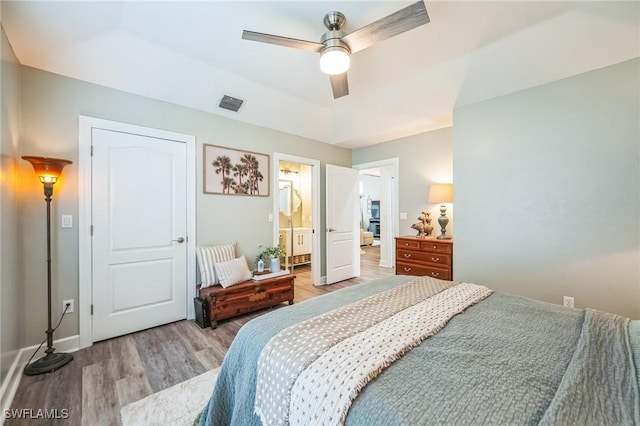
[0,335,79,425]
[1,350,21,426]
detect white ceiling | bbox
[2,1,638,149]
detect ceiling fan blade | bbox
[329,73,349,99]
[342,1,430,54]
[242,30,324,53]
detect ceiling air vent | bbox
[219,95,244,112]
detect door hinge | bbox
[90,304,93,315]
[90,145,94,156]
[90,225,93,236]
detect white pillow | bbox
[196,243,236,287]
[214,255,252,288]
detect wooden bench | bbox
[198,274,295,328]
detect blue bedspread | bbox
[199,276,640,425]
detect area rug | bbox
[120,367,219,426]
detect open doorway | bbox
[273,153,321,286]
[354,158,399,269]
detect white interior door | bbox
[92,129,187,342]
[326,164,360,284]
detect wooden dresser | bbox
[395,236,453,280]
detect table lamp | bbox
[428,183,453,240]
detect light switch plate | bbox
[400,212,408,220]
[61,214,73,228]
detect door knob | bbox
[327,228,337,232]
[172,237,185,243]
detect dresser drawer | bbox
[396,239,422,250]
[396,262,451,280]
[420,241,452,254]
[397,249,451,266]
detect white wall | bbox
[453,59,640,318]
[17,65,351,345]
[0,25,23,387]
[353,128,453,238]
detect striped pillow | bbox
[196,243,236,287]
[214,255,252,288]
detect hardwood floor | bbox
[7,246,392,425]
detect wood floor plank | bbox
[7,247,392,424]
[44,356,82,425]
[81,359,120,426]
[108,335,147,380]
[193,347,224,371]
[115,375,153,410]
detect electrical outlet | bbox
[63,299,74,313]
[563,296,574,308]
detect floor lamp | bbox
[428,183,453,240]
[22,156,74,376]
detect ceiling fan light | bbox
[320,47,350,75]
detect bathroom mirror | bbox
[279,180,301,216]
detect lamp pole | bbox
[44,182,55,359]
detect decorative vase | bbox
[257,259,264,273]
[270,257,280,272]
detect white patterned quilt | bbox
[254,278,493,426]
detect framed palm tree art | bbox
[204,144,269,196]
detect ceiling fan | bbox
[242,1,430,99]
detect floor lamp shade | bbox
[428,183,453,240]
[22,156,74,375]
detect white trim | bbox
[78,116,196,349]
[353,158,400,268]
[1,335,80,423]
[1,351,21,426]
[272,153,321,286]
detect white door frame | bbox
[353,158,399,268]
[78,116,196,349]
[272,153,321,286]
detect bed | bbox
[198,275,640,425]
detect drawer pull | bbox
[404,254,412,258]
[405,243,409,246]
[433,246,438,249]
[431,272,440,277]
[403,267,411,272]
[431,257,440,262]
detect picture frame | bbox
[203,144,270,196]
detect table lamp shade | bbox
[428,183,453,204]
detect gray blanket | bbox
[198,276,640,425]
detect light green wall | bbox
[18,66,351,345]
[353,127,454,237]
[0,25,23,385]
[453,59,640,318]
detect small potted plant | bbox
[257,245,285,272]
